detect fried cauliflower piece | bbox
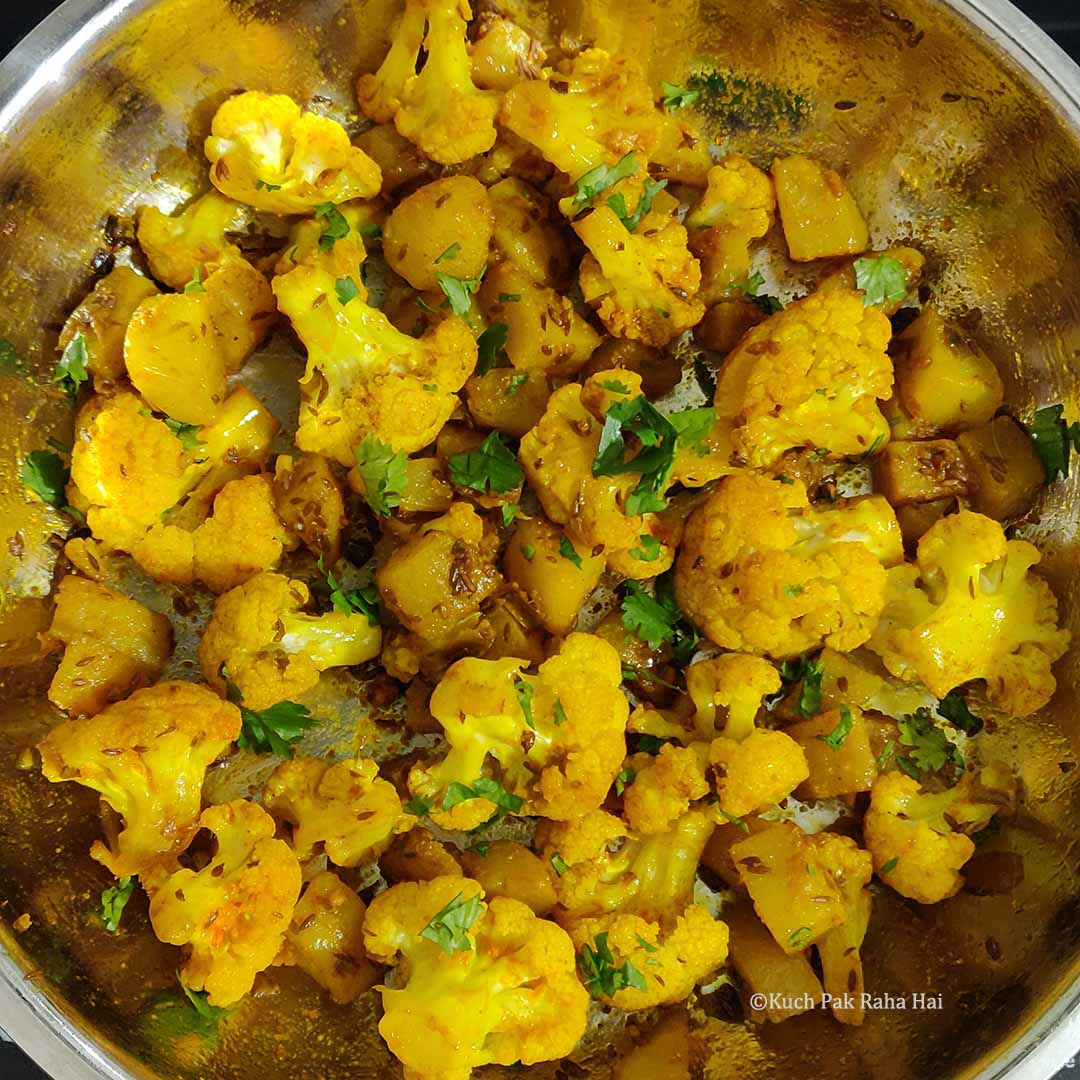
[674,473,902,658]
[357,0,499,165]
[867,510,1070,717]
[272,247,475,465]
[864,764,1017,904]
[147,799,302,1006]
[278,870,378,1004]
[200,571,381,710]
[571,906,729,1009]
[58,267,159,389]
[381,827,463,884]
[713,287,893,467]
[363,876,588,1080]
[576,206,704,347]
[470,13,545,91]
[687,653,782,742]
[407,633,628,830]
[37,681,240,877]
[686,154,776,303]
[73,386,279,554]
[537,808,713,928]
[43,576,172,718]
[133,474,286,592]
[622,743,710,835]
[709,730,809,818]
[376,502,502,681]
[500,48,661,183]
[136,190,248,290]
[205,91,381,213]
[263,756,408,867]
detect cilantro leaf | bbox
[778,655,824,717]
[20,449,69,509]
[578,932,647,998]
[501,503,519,527]
[607,177,668,232]
[601,379,631,394]
[440,777,524,816]
[322,561,380,626]
[225,677,315,758]
[734,272,783,314]
[358,222,382,242]
[817,703,853,750]
[935,690,983,736]
[896,708,963,776]
[163,417,203,450]
[515,678,535,729]
[553,697,568,726]
[255,179,282,191]
[55,333,89,399]
[550,852,570,876]
[354,433,408,517]
[559,534,583,568]
[1030,404,1080,483]
[335,276,360,305]
[661,80,700,111]
[572,152,639,210]
[593,395,678,512]
[668,406,717,454]
[184,265,206,294]
[475,322,509,375]
[614,766,635,796]
[436,269,484,316]
[497,292,521,303]
[880,856,899,874]
[448,432,523,494]
[854,256,909,308]
[520,543,536,561]
[420,892,483,955]
[693,354,717,399]
[179,979,230,1027]
[314,203,350,253]
[621,582,677,650]
[628,534,662,562]
[788,927,813,950]
[435,242,461,264]
[100,876,135,933]
[505,373,528,398]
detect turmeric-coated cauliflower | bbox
[272,247,475,465]
[357,0,499,165]
[713,287,893,467]
[205,91,381,213]
[147,799,301,1006]
[674,473,902,658]
[43,576,172,718]
[37,681,240,877]
[709,730,809,818]
[200,571,381,710]
[263,756,408,866]
[407,632,628,829]
[687,653,782,742]
[576,206,704,347]
[363,875,588,1080]
[864,764,1017,903]
[867,510,1070,717]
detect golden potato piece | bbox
[785,706,878,799]
[202,258,276,374]
[465,368,550,439]
[487,177,570,288]
[873,439,969,507]
[383,176,493,292]
[773,154,868,262]
[273,453,346,563]
[459,840,556,916]
[957,415,1045,521]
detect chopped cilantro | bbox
[448,431,523,494]
[614,766,636,796]
[55,333,89,399]
[1030,404,1080,483]
[505,373,528,398]
[778,655,824,717]
[255,179,282,191]
[788,926,813,950]
[876,738,896,772]
[578,932,646,998]
[620,573,699,665]
[100,876,135,933]
[501,503,519,527]
[403,795,432,817]
[335,276,360,306]
[497,292,521,303]
[20,449,70,509]
[184,265,206,294]
[236,699,315,758]
[550,852,570,876]
[358,222,382,241]
[734,271,783,314]
[936,690,983,736]
[475,321,509,375]
[322,560,380,626]
[775,473,795,484]
[441,777,524,816]
[880,857,899,874]
[668,406,717,454]
[661,80,701,110]
[553,697,568,726]
[520,543,536,561]
[163,417,203,450]
[628,534,662,562]
[436,269,484,316]
[435,242,461,264]
[784,583,804,597]
[572,152,639,210]
[514,678,535,730]
[419,892,482,955]
[601,379,631,394]
[607,177,668,232]
[559,534,583,568]
[354,433,408,517]
[854,255,909,308]
[718,810,749,832]
[314,203,350,253]
[817,704,853,750]
[896,708,964,776]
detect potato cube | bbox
[786,706,877,799]
[772,155,868,261]
[487,177,570,288]
[273,453,345,562]
[465,369,550,439]
[693,298,765,355]
[873,438,969,507]
[459,840,556,916]
[580,337,682,401]
[895,497,955,551]
[957,415,1045,520]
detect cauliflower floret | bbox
[407,633,628,829]
[686,155,776,304]
[381,827,463,884]
[43,576,172,718]
[571,906,729,1009]
[731,822,871,954]
[622,744,709,835]
[500,48,661,183]
[205,91,380,213]
[363,875,588,1080]
[376,502,502,681]
[357,0,499,165]
[133,474,286,592]
[136,190,248,290]
[277,870,378,1004]
[58,267,159,389]
[713,287,893,467]
[272,247,475,465]
[576,206,704,347]
[709,730,809,818]
[537,808,713,928]
[263,756,408,867]
[864,764,1017,904]
[867,510,1070,717]
[37,681,240,877]
[200,571,381,710]
[147,799,301,1006]
[687,653,781,742]
[674,473,902,658]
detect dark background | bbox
[0,0,1078,1077]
